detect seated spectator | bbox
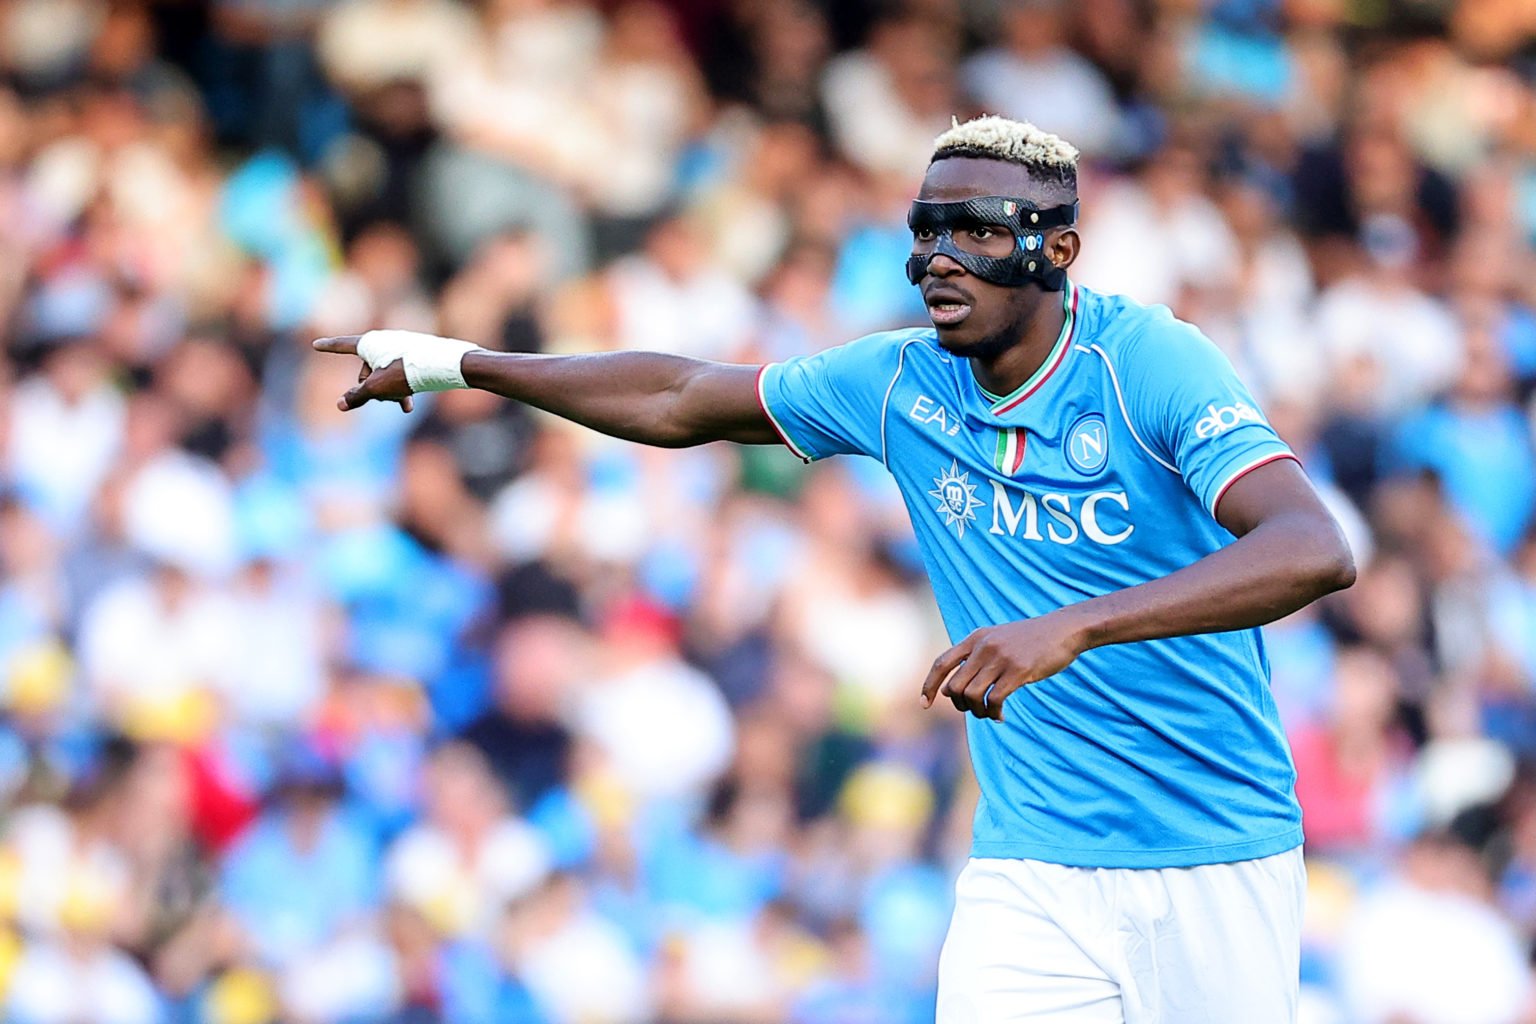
[317,0,475,96]
[76,553,239,744]
[1072,140,1241,309]
[1313,214,1463,416]
[574,595,735,804]
[460,616,583,810]
[219,748,377,966]
[384,742,551,939]
[1290,647,1418,854]
[606,213,758,361]
[1389,327,1536,554]
[5,339,124,533]
[1338,833,1530,1023]
[961,0,1123,158]
[6,925,161,1024]
[820,10,957,180]
[500,873,653,1023]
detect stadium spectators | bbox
[0,1,1533,1021]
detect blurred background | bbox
[0,0,1532,1021]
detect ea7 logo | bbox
[910,395,961,436]
[1194,401,1263,439]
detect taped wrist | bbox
[357,329,480,393]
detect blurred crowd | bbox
[0,0,1534,1021]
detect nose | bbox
[927,250,965,277]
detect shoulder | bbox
[841,326,940,356]
[1074,285,1224,375]
[792,326,940,376]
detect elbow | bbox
[1318,543,1357,595]
[630,398,701,447]
[1307,523,1357,597]
[650,413,703,448]
[1271,512,1356,600]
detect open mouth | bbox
[927,301,972,327]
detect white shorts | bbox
[936,848,1305,1024]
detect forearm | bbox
[1064,511,1356,651]
[461,350,771,447]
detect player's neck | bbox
[969,294,1069,399]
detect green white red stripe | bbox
[994,427,1027,476]
[991,281,1079,415]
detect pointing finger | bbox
[313,335,362,355]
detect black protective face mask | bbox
[906,196,1078,291]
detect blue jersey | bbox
[758,282,1302,869]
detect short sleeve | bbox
[757,331,913,462]
[1121,316,1297,517]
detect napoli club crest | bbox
[1066,413,1109,475]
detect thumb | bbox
[338,376,379,411]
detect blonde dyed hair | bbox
[931,115,1079,190]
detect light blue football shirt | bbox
[758,281,1303,869]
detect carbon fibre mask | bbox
[905,196,1079,290]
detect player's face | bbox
[911,157,1075,358]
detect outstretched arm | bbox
[313,333,778,448]
[921,458,1356,720]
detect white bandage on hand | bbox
[356,329,481,393]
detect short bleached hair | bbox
[932,115,1079,192]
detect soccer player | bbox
[315,115,1354,1022]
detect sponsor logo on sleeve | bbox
[1194,401,1263,439]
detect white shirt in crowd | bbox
[608,254,758,362]
[6,374,123,532]
[1072,178,1241,309]
[576,658,735,802]
[317,0,476,92]
[516,907,653,1024]
[1338,876,1530,1023]
[820,50,947,180]
[77,572,242,724]
[961,46,1122,158]
[384,818,551,937]
[1313,277,1464,415]
[6,940,161,1024]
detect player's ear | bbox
[1048,229,1080,271]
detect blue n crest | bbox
[1066,413,1109,475]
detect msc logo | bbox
[989,483,1134,545]
[929,461,985,537]
[1194,401,1263,439]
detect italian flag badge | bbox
[993,427,1026,476]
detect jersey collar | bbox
[976,280,1080,415]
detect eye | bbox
[914,228,936,242]
[969,226,996,241]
